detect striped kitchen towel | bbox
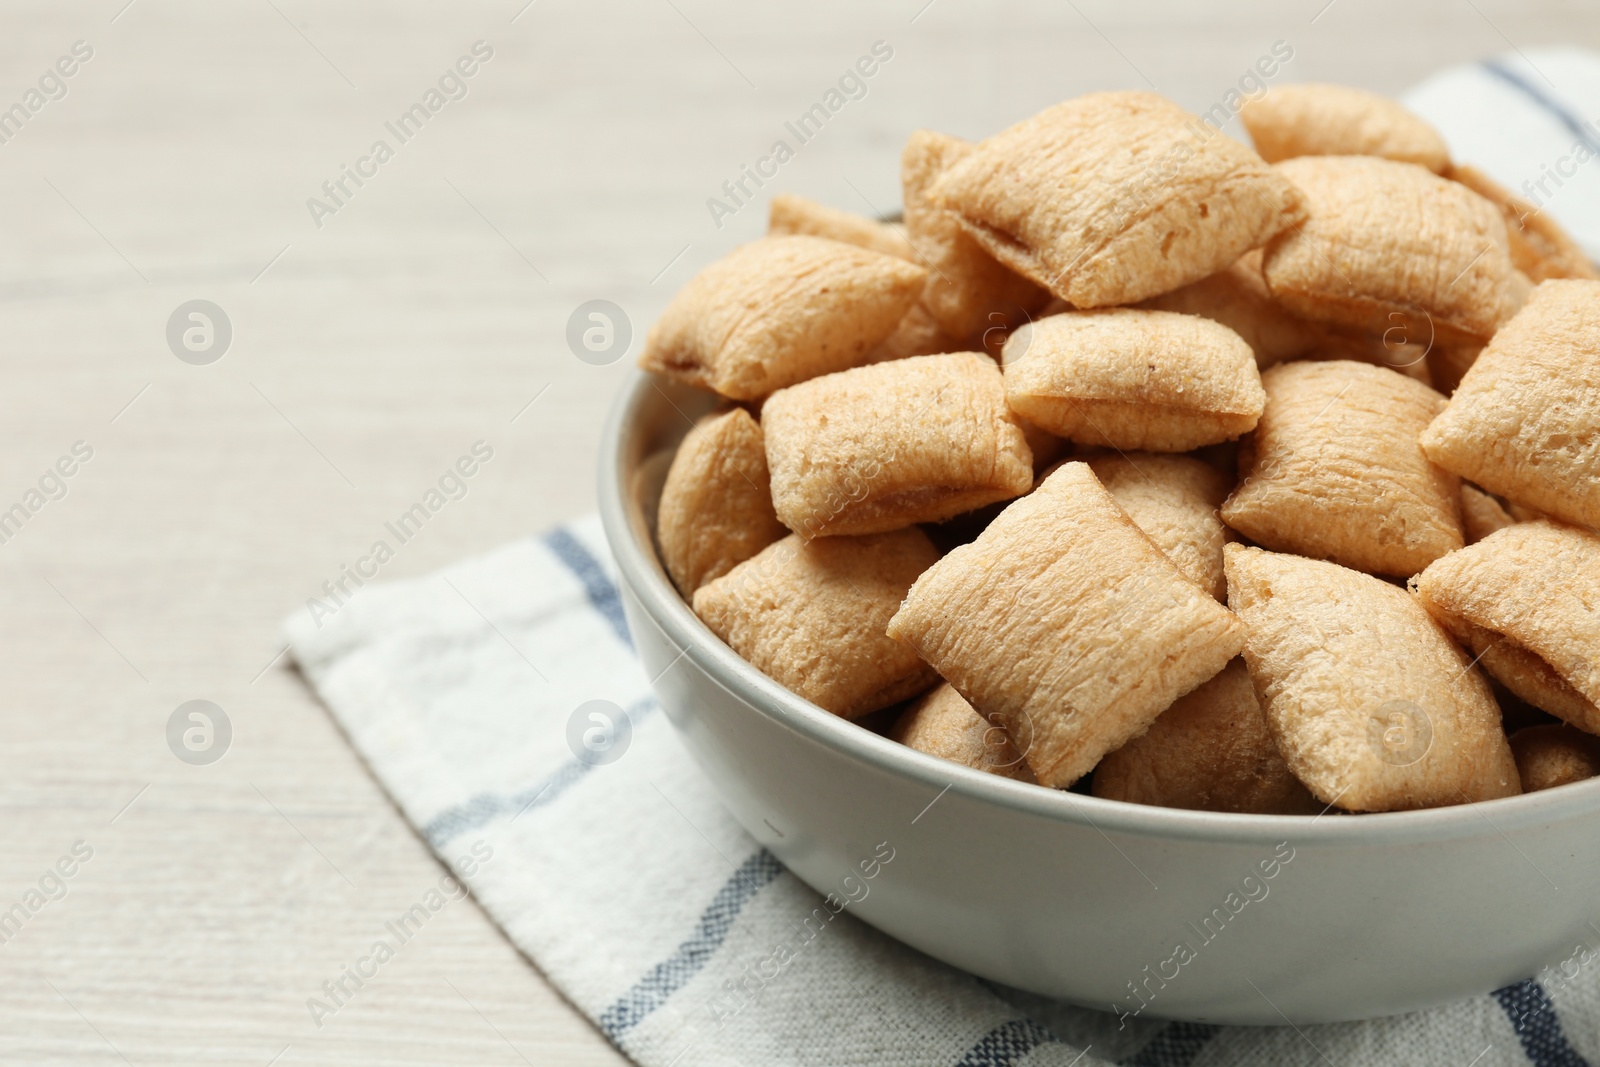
[283,516,1600,1067]
[285,51,1600,1067]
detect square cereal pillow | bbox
[886,462,1243,787]
[1002,308,1265,452]
[1262,156,1527,344]
[639,235,927,400]
[930,90,1304,308]
[1221,359,1463,578]
[762,352,1033,537]
[693,528,940,719]
[1225,544,1518,812]
[656,408,787,595]
[1419,279,1600,530]
[1413,520,1600,734]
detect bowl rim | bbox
[598,367,1600,848]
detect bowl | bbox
[598,368,1600,1025]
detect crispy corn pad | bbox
[767,192,916,261]
[1221,360,1463,578]
[1093,659,1320,814]
[1413,520,1600,733]
[868,302,967,364]
[1240,84,1450,172]
[639,235,927,400]
[1086,452,1234,600]
[1262,156,1526,344]
[1459,484,1514,545]
[1419,279,1600,530]
[762,353,1034,537]
[930,91,1305,308]
[1139,249,1323,368]
[1225,544,1518,811]
[1510,725,1600,793]
[657,408,787,595]
[1446,165,1599,284]
[1002,308,1266,452]
[886,462,1244,787]
[693,528,940,719]
[902,129,1049,342]
[891,682,1035,781]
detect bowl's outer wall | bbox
[601,370,1600,1026]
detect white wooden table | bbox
[2,1,1594,1062]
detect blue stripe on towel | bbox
[421,696,657,846]
[543,526,633,649]
[1493,978,1592,1067]
[598,848,785,1039]
[1124,1021,1222,1066]
[953,1017,1063,1067]
[1480,60,1600,156]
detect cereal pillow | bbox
[693,528,940,719]
[1240,84,1450,171]
[1419,279,1600,530]
[892,683,1035,781]
[902,129,1048,343]
[1225,544,1518,812]
[1262,156,1527,344]
[657,408,787,594]
[1003,309,1265,452]
[1413,520,1600,734]
[763,352,1033,537]
[930,91,1305,308]
[767,192,916,261]
[1510,725,1600,793]
[1093,659,1319,814]
[1085,452,1233,600]
[1221,360,1463,578]
[639,235,927,400]
[887,463,1243,787]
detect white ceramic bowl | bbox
[598,369,1600,1025]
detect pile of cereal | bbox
[641,86,1600,815]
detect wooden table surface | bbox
[2,1,1595,1062]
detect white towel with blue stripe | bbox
[285,51,1600,1067]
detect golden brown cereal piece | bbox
[1446,165,1599,283]
[1225,544,1519,811]
[891,683,1036,781]
[656,409,788,595]
[762,353,1034,537]
[1460,484,1514,545]
[1139,249,1323,368]
[768,192,916,261]
[1419,280,1600,531]
[1413,520,1600,734]
[867,302,967,363]
[1093,659,1321,814]
[929,91,1305,308]
[1002,309,1266,452]
[1507,502,1549,524]
[886,463,1244,787]
[1302,323,1433,385]
[1262,157,1525,344]
[1222,360,1463,578]
[901,129,1048,342]
[638,235,928,401]
[1426,343,1481,396]
[1085,452,1233,600]
[1510,725,1600,792]
[1240,84,1451,172]
[693,528,941,719]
